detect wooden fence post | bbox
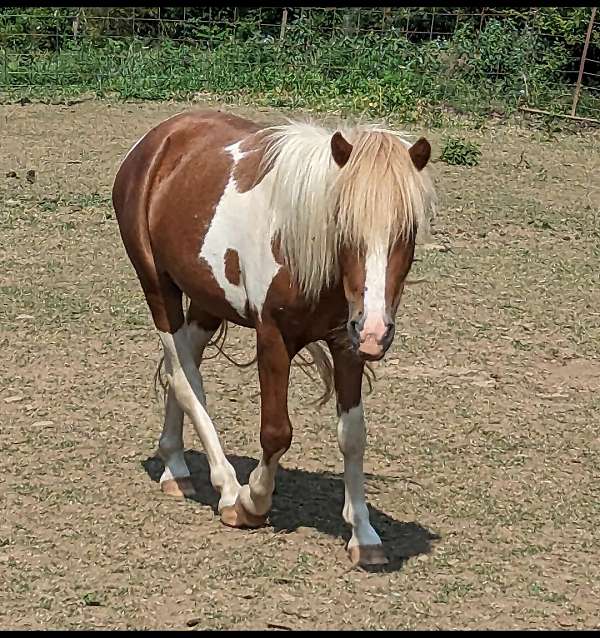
[382,7,391,30]
[279,8,288,42]
[571,7,597,117]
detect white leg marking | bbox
[159,386,189,483]
[238,449,286,517]
[338,404,382,549]
[159,325,240,509]
[158,321,213,485]
[187,320,214,398]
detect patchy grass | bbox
[0,100,599,630]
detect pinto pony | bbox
[112,109,435,566]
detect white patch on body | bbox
[159,325,240,509]
[199,141,281,320]
[227,140,246,163]
[337,404,382,549]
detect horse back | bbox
[112,109,260,224]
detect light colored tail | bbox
[294,342,335,406]
[153,320,375,407]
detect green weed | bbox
[440,137,482,166]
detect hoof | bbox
[220,498,267,529]
[348,544,389,567]
[160,477,196,499]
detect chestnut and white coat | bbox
[112,109,435,566]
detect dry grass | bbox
[1,101,599,629]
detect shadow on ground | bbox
[142,450,441,573]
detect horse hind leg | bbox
[114,183,239,507]
[158,386,195,499]
[159,325,241,511]
[146,283,239,511]
[158,311,220,499]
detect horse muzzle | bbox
[347,313,395,361]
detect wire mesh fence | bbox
[1,7,598,120]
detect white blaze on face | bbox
[359,244,389,356]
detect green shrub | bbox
[440,138,481,166]
[0,8,598,119]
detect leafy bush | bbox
[0,7,598,119]
[440,138,481,166]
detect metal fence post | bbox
[571,6,597,117]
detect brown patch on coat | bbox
[224,248,241,286]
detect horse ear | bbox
[331,132,353,168]
[409,137,431,171]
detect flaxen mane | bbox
[259,120,436,301]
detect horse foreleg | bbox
[328,341,388,567]
[221,322,292,529]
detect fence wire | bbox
[1,7,598,120]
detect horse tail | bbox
[287,341,376,407]
[295,342,335,406]
[153,318,375,408]
[153,352,168,404]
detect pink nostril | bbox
[358,334,383,356]
[359,327,387,344]
[358,316,394,353]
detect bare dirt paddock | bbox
[1,101,599,630]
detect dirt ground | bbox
[1,100,599,630]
